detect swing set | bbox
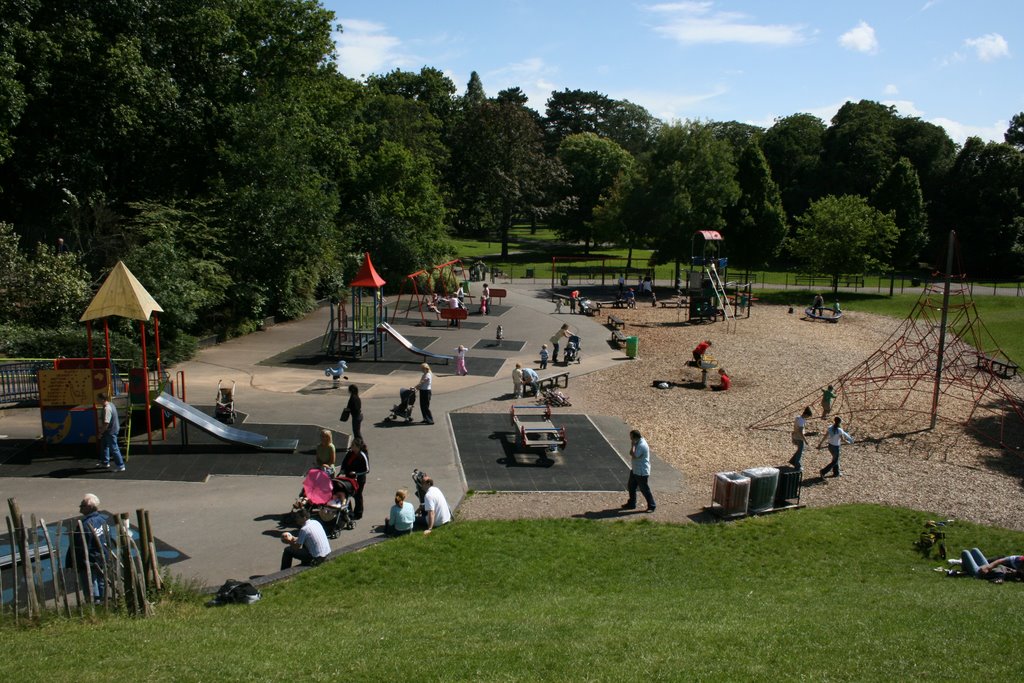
[391,258,472,326]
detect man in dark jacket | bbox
[65,493,111,604]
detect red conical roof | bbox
[349,252,387,288]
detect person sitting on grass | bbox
[385,489,415,537]
[711,367,731,391]
[281,507,331,570]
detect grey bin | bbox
[742,466,780,513]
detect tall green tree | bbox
[544,89,658,155]
[762,113,826,224]
[553,132,634,252]
[790,195,899,294]
[870,157,928,272]
[727,142,787,275]
[449,98,564,257]
[1005,112,1024,150]
[822,100,899,197]
[644,121,740,281]
[940,137,1024,277]
[591,163,651,268]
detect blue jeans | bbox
[961,548,994,578]
[821,444,841,477]
[101,430,124,468]
[626,472,656,509]
[78,565,106,602]
[790,440,805,468]
[552,342,560,362]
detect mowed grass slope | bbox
[3,505,1023,681]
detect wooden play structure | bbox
[392,259,472,326]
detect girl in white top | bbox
[818,416,854,478]
[455,344,468,376]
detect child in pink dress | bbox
[455,344,468,376]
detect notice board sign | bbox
[38,368,110,408]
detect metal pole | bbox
[930,230,955,429]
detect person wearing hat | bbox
[818,416,854,478]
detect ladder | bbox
[705,261,732,324]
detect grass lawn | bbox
[3,505,1023,681]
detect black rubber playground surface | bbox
[0,408,335,483]
[450,413,626,492]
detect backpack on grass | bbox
[209,579,261,606]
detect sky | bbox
[323,1,1023,144]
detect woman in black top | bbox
[345,384,363,441]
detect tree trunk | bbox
[626,247,633,269]
[500,205,512,259]
[832,273,840,296]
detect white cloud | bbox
[929,117,1005,144]
[882,99,925,118]
[335,18,413,77]
[645,2,809,46]
[485,57,560,111]
[619,85,730,122]
[964,33,1010,62]
[883,83,899,96]
[839,21,879,55]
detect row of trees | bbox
[1,1,1022,357]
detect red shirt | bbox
[718,373,731,390]
[694,341,710,355]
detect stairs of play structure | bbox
[705,262,732,323]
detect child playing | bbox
[512,363,524,398]
[455,344,468,376]
[821,384,837,417]
[539,344,549,370]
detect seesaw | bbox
[509,404,567,454]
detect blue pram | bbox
[564,335,582,364]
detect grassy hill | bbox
[3,505,1023,681]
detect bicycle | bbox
[915,519,953,559]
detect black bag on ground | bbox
[209,579,261,606]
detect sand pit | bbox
[457,303,1024,530]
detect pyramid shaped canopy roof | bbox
[349,252,386,288]
[80,261,164,322]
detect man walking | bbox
[622,429,656,512]
[65,493,111,604]
[96,392,125,472]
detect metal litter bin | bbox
[742,466,780,513]
[712,471,750,517]
[525,268,535,279]
[774,466,802,507]
[625,336,639,359]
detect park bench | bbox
[607,315,625,329]
[610,329,627,347]
[659,297,686,308]
[439,307,468,328]
[976,352,1019,379]
[537,371,570,391]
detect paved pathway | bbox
[1,281,659,586]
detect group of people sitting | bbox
[689,339,730,391]
[281,431,452,570]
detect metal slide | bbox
[377,322,454,363]
[153,392,298,452]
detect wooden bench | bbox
[439,307,468,328]
[488,288,507,304]
[976,352,1019,379]
[659,297,687,308]
[607,315,625,329]
[537,371,570,391]
[610,329,627,347]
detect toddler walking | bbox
[455,344,468,376]
[539,344,549,370]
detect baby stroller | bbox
[215,380,236,424]
[293,468,357,539]
[563,335,582,364]
[385,387,417,422]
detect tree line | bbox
[0,1,1022,360]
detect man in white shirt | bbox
[280,508,331,569]
[422,476,451,535]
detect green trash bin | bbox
[559,273,569,286]
[625,336,639,359]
